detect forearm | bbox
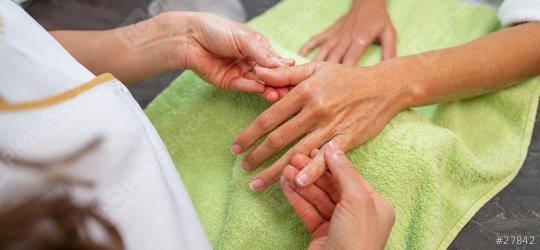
[50,13,190,83]
[385,22,540,107]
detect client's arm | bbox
[51,12,294,99]
[232,22,540,191]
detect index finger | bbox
[254,63,317,88]
[231,90,302,155]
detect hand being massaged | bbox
[231,61,406,191]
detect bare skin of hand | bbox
[232,22,540,191]
[231,61,410,191]
[281,141,395,250]
[51,12,294,101]
[299,0,396,65]
[179,12,295,101]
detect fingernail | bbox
[326,140,340,154]
[242,161,252,172]
[279,58,295,66]
[250,179,265,191]
[272,57,283,67]
[295,172,309,187]
[231,144,242,155]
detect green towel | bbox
[145,0,540,249]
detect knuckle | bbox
[309,98,328,118]
[265,134,285,150]
[255,113,273,131]
[296,84,311,101]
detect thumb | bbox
[324,140,369,196]
[254,63,318,87]
[239,31,295,68]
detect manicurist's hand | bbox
[171,12,295,101]
[300,0,396,65]
[231,61,412,191]
[53,12,294,101]
[281,141,395,250]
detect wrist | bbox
[369,56,430,110]
[155,11,200,71]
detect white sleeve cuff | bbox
[499,0,540,26]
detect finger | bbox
[299,35,325,57]
[314,43,334,62]
[228,78,265,93]
[243,71,257,80]
[325,38,352,63]
[254,63,317,87]
[277,87,289,99]
[291,153,312,168]
[240,31,294,68]
[242,111,314,171]
[280,176,327,233]
[231,90,303,155]
[249,129,328,191]
[295,150,327,187]
[324,139,373,195]
[381,26,397,60]
[342,36,372,66]
[260,86,279,102]
[282,165,335,219]
[289,154,340,203]
[310,149,320,158]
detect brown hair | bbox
[0,138,124,250]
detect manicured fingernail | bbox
[250,179,265,191]
[242,161,252,171]
[231,144,242,155]
[296,172,309,187]
[279,58,295,66]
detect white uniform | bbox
[0,1,211,249]
[466,0,540,25]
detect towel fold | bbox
[145,0,540,249]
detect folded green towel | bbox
[145,0,540,249]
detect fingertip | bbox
[231,144,242,155]
[280,58,295,66]
[250,178,265,191]
[264,88,279,102]
[295,172,310,187]
[229,78,265,93]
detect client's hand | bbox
[231,62,411,190]
[299,0,396,65]
[166,12,295,101]
[281,141,395,250]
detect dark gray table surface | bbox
[26,0,539,248]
